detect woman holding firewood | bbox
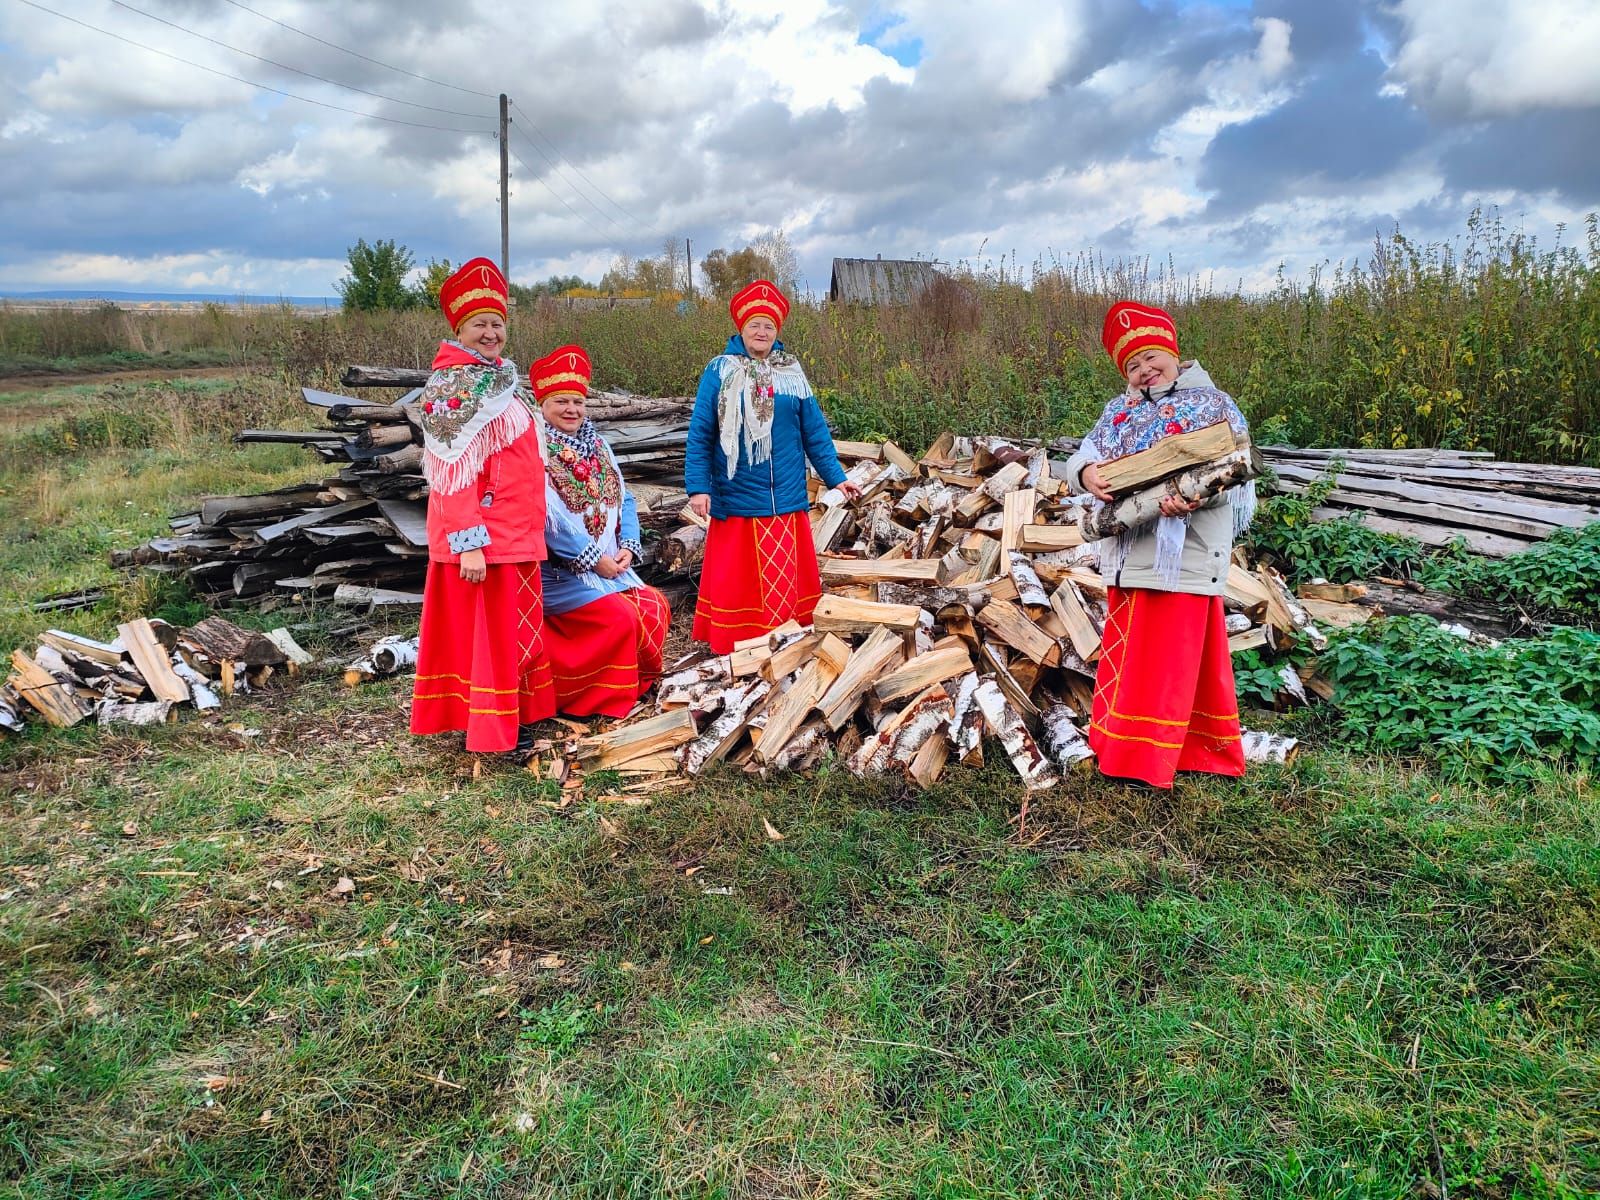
[685,280,859,652]
[409,257,555,755]
[1061,301,1255,788]
[531,344,672,717]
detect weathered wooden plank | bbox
[1308,507,1533,557]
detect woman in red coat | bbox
[409,257,555,754]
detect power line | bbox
[109,0,486,118]
[505,144,612,240]
[510,99,652,232]
[15,0,492,134]
[509,121,633,238]
[218,0,498,99]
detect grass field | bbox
[2,375,1597,1198]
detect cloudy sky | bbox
[1,0,1596,298]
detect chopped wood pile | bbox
[3,615,312,733]
[557,424,1329,790]
[116,366,692,605]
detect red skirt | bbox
[410,561,556,753]
[545,586,672,718]
[691,512,822,653]
[1089,586,1245,789]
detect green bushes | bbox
[1318,617,1600,779]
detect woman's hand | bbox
[689,493,711,520]
[1080,462,1114,502]
[837,480,862,502]
[614,548,634,572]
[1158,494,1202,518]
[595,555,622,580]
[458,548,487,583]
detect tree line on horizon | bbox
[335,231,800,313]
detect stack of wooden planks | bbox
[118,366,694,606]
[3,615,312,733]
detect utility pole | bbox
[685,238,693,298]
[498,93,510,281]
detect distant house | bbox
[829,257,949,305]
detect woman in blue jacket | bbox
[686,280,858,652]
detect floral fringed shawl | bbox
[1080,361,1255,587]
[416,340,533,496]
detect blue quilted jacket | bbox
[684,335,847,519]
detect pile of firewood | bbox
[3,616,312,733]
[116,366,694,606]
[568,423,1322,791]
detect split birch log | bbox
[955,461,1029,520]
[816,626,906,731]
[1015,525,1084,553]
[833,440,884,462]
[974,679,1060,791]
[1224,565,1272,620]
[907,729,950,788]
[683,679,772,774]
[850,683,953,776]
[1241,730,1300,764]
[1256,566,1329,650]
[662,525,706,573]
[1000,488,1037,555]
[38,630,122,668]
[98,699,176,727]
[580,708,699,768]
[117,619,190,704]
[818,460,882,508]
[813,594,924,635]
[812,505,855,554]
[881,440,919,477]
[264,627,315,667]
[1049,581,1103,663]
[0,686,26,733]
[755,634,850,761]
[1228,627,1269,654]
[1076,449,1255,541]
[1300,598,1373,629]
[170,660,221,710]
[658,657,733,707]
[948,672,985,766]
[771,719,830,771]
[1298,581,1369,603]
[8,649,91,727]
[371,636,421,675]
[872,642,973,705]
[977,642,1041,725]
[1040,703,1095,771]
[820,557,944,585]
[975,599,1059,666]
[1008,551,1049,613]
[1094,421,1239,494]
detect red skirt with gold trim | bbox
[1088,586,1245,789]
[691,512,821,653]
[545,586,671,718]
[410,561,556,752]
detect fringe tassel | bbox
[423,400,532,496]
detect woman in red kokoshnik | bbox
[530,345,672,717]
[409,257,555,754]
[1062,301,1256,789]
[685,280,860,652]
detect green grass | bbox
[0,347,242,379]
[1,374,1597,1197]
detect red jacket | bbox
[424,344,547,565]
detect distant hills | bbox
[2,290,338,307]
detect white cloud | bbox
[1388,0,1600,117]
[892,0,1088,103]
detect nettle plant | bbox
[1317,616,1600,780]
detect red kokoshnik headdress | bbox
[1102,300,1179,374]
[439,256,508,330]
[729,279,789,332]
[530,344,592,402]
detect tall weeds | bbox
[6,212,1596,463]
